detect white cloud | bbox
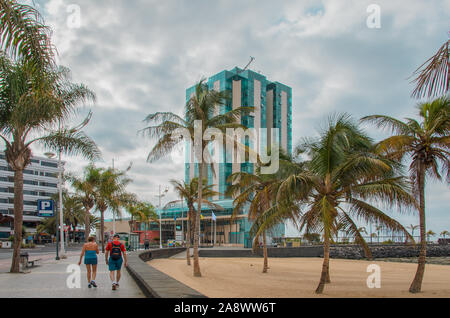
[23,0,450,231]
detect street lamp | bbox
[112,158,117,234]
[156,185,169,249]
[45,152,65,259]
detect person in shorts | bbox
[78,236,99,288]
[105,234,127,290]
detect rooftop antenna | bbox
[237,56,255,74]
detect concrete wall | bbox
[138,247,187,262]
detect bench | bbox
[27,258,42,268]
[19,252,42,269]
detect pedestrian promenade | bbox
[0,254,144,298]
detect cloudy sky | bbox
[25,0,450,237]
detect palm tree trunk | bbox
[193,162,203,277]
[315,232,331,294]
[409,165,427,293]
[84,208,90,243]
[100,210,105,253]
[10,169,24,273]
[262,232,268,273]
[186,208,192,266]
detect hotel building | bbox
[0,152,62,240]
[158,67,292,247]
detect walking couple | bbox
[78,234,128,290]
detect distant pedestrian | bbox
[105,234,127,290]
[78,236,99,288]
[144,239,150,250]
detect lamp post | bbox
[181,196,184,245]
[156,185,168,249]
[45,152,64,259]
[112,158,116,234]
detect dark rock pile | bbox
[329,244,450,260]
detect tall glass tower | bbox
[185,67,292,200]
[158,67,292,247]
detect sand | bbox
[149,257,450,298]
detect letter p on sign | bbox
[41,201,51,210]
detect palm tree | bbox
[358,227,368,239]
[141,203,158,242]
[226,150,299,273]
[411,39,449,99]
[51,190,85,244]
[142,79,252,277]
[0,0,55,69]
[362,96,450,293]
[70,165,101,243]
[94,166,135,252]
[370,232,378,243]
[441,230,449,239]
[252,114,416,294]
[227,172,275,273]
[376,225,383,243]
[0,55,100,273]
[166,178,222,266]
[426,230,436,243]
[36,216,56,236]
[38,192,85,241]
[333,222,346,244]
[408,224,419,241]
[127,202,158,247]
[62,194,85,244]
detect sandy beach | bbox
[149,257,450,298]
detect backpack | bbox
[110,242,122,260]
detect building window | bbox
[41,161,58,168]
[39,182,57,188]
[24,179,39,186]
[39,192,54,197]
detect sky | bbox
[23,0,450,237]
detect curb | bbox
[126,249,207,298]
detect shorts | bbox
[84,257,98,265]
[108,257,123,271]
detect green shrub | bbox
[20,243,36,249]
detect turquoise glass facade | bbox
[166,67,292,247]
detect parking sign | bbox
[38,200,54,217]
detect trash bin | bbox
[20,252,29,270]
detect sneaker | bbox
[115,283,119,289]
[112,283,116,291]
[88,283,92,289]
[91,281,97,288]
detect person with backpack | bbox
[105,234,128,290]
